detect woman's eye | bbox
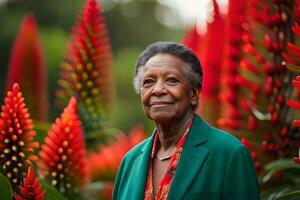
[143,79,154,86]
[166,77,178,84]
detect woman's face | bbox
[140,54,198,123]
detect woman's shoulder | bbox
[207,126,245,152]
[123,136,152,160]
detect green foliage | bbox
[262,159,300,200]
[40,180,69,200]
[33,121,51,143]
[110,48,155,134]
[284,62,300,75]
[0,173,13,200]
[277,191,300,200]
[263,159,300,183]
[39,27,69,121]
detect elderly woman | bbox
[112,42,260,200]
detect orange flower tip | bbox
[31,142,40,148]
[15,195,21,200]
[286,99,300,109]
[217,118,226,126]
[28,167,35,182]
[28,155,39,161]
[24,159,33,166]
[293,157,300,164]
[11,82,20,91]
[6,91,13,97]
[293,120,300,127]
[70,97,77,105]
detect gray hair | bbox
[133,41,203,94]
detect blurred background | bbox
[0,0,225,134]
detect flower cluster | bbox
[5,15,48,121]
[287,76,300,164]
[56,0,113,132]
[86,126,145,181]
[217,0,249,130]
[39,97,87,193]
[0,83,39,189]
[236,0,297,158]
[14,167,45,200]
[182,0,225,125]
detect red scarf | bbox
[144,117,194,200]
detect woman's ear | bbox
[190,87,200,106]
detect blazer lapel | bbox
[167,115,210,200]
[131,131,155,199]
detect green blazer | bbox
[112,114,260,200]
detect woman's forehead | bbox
[142,64,187,79]
[145,53,183,65]
[144,54,185,70]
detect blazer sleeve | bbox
[112,156,126,200]
[222,145,261,200]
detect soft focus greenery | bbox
[0,0,184,134]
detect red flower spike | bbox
[286,99,300,109]
[39,97,87,193]
[86,126,146,181]
[5,14,48,121]
[292,25,300,38]
[293,79,300,88]
[14,167,45,200]
[282,52,298,65]
[57,0,114,132]
[182,0,225,125]
[248,116,256,130]
[0,83,39,189]
[287,42,300,58]
[217,0,250,130]
[239,59,260,75]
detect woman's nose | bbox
[152,81,165,96]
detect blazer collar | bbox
[136,114,210,200]
[167,114,210,200]
[133,129,155,199]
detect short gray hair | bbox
[133,41,203,94]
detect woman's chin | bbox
[149,112,175,124]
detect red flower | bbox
[0,83,39,189]
[182,0,225,125]
[14,167,45,200]
[39,97,87,193]
[241,138,261,172]
[56,0,113,132]
[287,76,300,128]
[86,126,145,181]
[5,14,48,121]
[217,0,249,129]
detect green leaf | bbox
[33,120,51,144]
[284,62,300,75]
[262,168,277,183]
[265,159,300,171]
[0,173,13,200]
[277,190,300,200]
[263,159,300,183]
[66,193,88,200]
[39,180,68,200]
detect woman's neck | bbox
[155,110,194,151]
